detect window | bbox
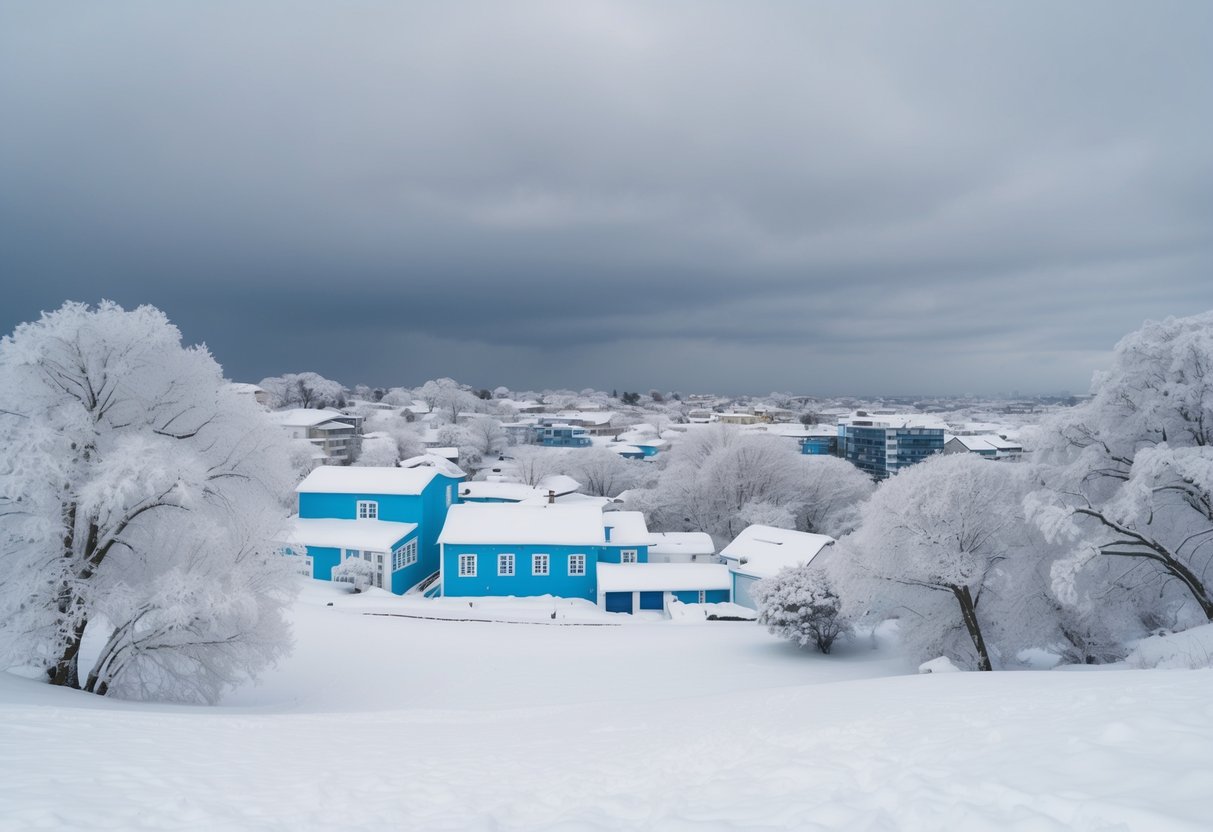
[498,553,515,576]
[458,554,477,577]
[344,549,361,560]
[392,540,417,571]
[532,553,550,576]
[698,590,706,604]
[446,485,454,508]
[357,500,378,520]
[620,549,638,564]
[568,554,586,576]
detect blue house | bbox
[285,464,463,594]
[438,504,728,613]
[534,423,592,447]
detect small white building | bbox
[647,532,718,564]
[720,525,835,609]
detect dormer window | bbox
[357,500,378,520]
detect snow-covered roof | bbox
[551,411,615,426]
[517,492,613,509]
[946,434,1023,452]
[227,382,264,394]
[399,454,467,479]
[610,444,645,455]
[648,532,716,557]
[603,511,653,546]
[459,482,545,502]
[536,474,582,496]
[268,408,347,428]
[719,525,835,578]
[284,517,417,551]
[438,504,607,546]
[839,413,947,430]
[297,465,444,496]
[596,563,731,593]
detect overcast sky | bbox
[2,2,1211,396]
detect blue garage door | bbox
[604,592,633,613]
[639,591,665,610]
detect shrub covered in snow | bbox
[332,557,377,593]
[754,567,849,654]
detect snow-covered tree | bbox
[632,428,807,542]
[464,417,507,461]
[754,567,849,654]
[794,456,876,538]
[259,371,347,410]
[1030,311,1213,628]
[842,454,1024,671]
[568,448,645,497]
[416,377,480,423]
[0,302,297,702]
[332,556,376,593]
[354,433,399,467]
[509,446,568,486]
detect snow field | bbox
[1,584,1211,831]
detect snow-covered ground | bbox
[2,582,1211,830]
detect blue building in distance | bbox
[285,464,463,594]
[837,416,945,479]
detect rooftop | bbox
[719,524,835,578]
[297,465,445,496]
[438,503,607,546]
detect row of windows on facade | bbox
[456,550,638,578]
[341,540,418,572]
[356,491,453,522]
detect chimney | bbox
[548,489,556,505]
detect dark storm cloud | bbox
[2,1,1211,394]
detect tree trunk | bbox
[950,583,993,671]
[48,617,88,688]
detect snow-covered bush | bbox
[355,433,400,467]
[754,567,848,654]
[0,301,298,703]
[332,557,377,593]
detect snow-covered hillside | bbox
[1,583,1210,830]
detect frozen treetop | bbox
[268,408,348,428]
[297,465,447,496]
[603,511,654,547]
[649,532,716,557]
[285,517,417,551]
[720,525,835,578]
[439,504,607,546]
[596,563,731,593]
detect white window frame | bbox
[392,539,418,571]
[446,485,454,508]
[532,553,550,576]
[344,549,361,560]
[357,500,378,520]
[498,553,515,577]
[568,553,586,576]
[458,554,477,577]
[698,590,707,604]
[620,549,638,564]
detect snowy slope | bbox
[1,583,1210,831]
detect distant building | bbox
[943,434,1024,460]
[837,415,945,479]
[535,423,592,447]
[269,408,364,467]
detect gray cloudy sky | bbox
[2,2,1211,396]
